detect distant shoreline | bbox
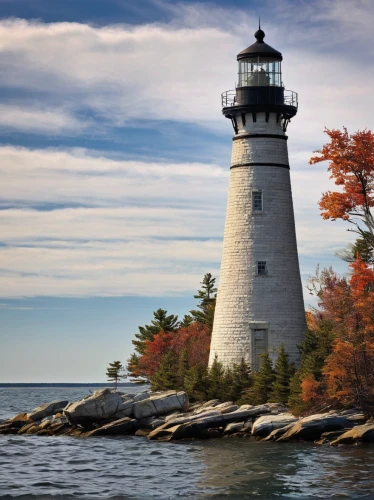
[0,383,136,388]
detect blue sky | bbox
[0,0,372,382]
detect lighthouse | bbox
[209,27,306,370]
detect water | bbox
[1,387,374,499]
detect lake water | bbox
[1,387,374,499]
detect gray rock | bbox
[136,417,165,429]
[134,392,151,402]
[330,423,374,445]
[64,389,133,425]
[252,414,298,437]
[86,417,137,437]
[277,413,353,442]
[132,391,188,419]
[221,405,239,414]
[224,422,245,434]
[262,423,295,441]
[28,400,69,421]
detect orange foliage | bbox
[137,322,210,377]
[310,127,374,230]
[301,374,320,402]
[307,258,374,412]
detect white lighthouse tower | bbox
[209,27,306,370]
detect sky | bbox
[0,0,372,382]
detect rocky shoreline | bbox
[1,388,373,445]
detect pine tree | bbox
[288,370,310,415]
[177,348,190,388]
[150,351,179,391]
[206,355,225,400]
[231,358,253,402]
[269,345,292,404]
[106,361,126,390]
[180,314,194,328]
[132,308,179,356]
[184,363,208,401]
[240,353,275,405]
[190,273,217,333]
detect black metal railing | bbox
[221,88,298,109]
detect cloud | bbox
[1,0,373,139]
[0,104,88,135]
[0,145,354,298]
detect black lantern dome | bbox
[237,29,282,61]
[221,27,298,131]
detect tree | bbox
[310,127,374,256]
[241,353,275,405]
[206,355,226,400]
[106,361,126,390]
[231,359,253,402]
[184,363,208,402]
[190,273,217,332]
[180,314,194,328]
[270,345,293,404]
[150,351,179,391]
[132,308,179,356]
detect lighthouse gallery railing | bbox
[221,88,298,109]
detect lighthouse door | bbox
[252,329,268,371]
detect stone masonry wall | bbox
[209,112,306,368]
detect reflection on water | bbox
[0,388,374,499]
[196,439,374,498]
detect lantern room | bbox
[237,28,283,88]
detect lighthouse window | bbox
[257,261,267,275]
[252,191,263,211]
[238,58,282,87]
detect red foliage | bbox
[137,322,210,377]
[310,128,374,225]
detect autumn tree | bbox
[310,127,374,257]
[106,361,126,390]
[132,308,179,356]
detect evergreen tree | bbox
[190,273,217,333]
[180,314,194,328]
[126,353,139,378]
[106,361,126,390]
[231,358,253,402]
[299,325,333,380]
[150,351,179,391]
[288,370,309,415]
[177,348,190,388]
[206,355,226,400]
[132,308,179,356]
[269,345,292,404]
[184,363,208,401]
[240,353,275,405]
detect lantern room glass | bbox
[238,58,282,87]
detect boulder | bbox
[224,422,245,434]
[132,391,188,420]
[277,413,353,442]
[330,423,374,445]
[262,423,296,441]
[136,417,165,429]
[134,392,151,402]
[221,405,239,414]
[64,389,134,425]
[148,406,273,440]
[252,414,298,437]
[28,400,69,421]
[85,417,137,437]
